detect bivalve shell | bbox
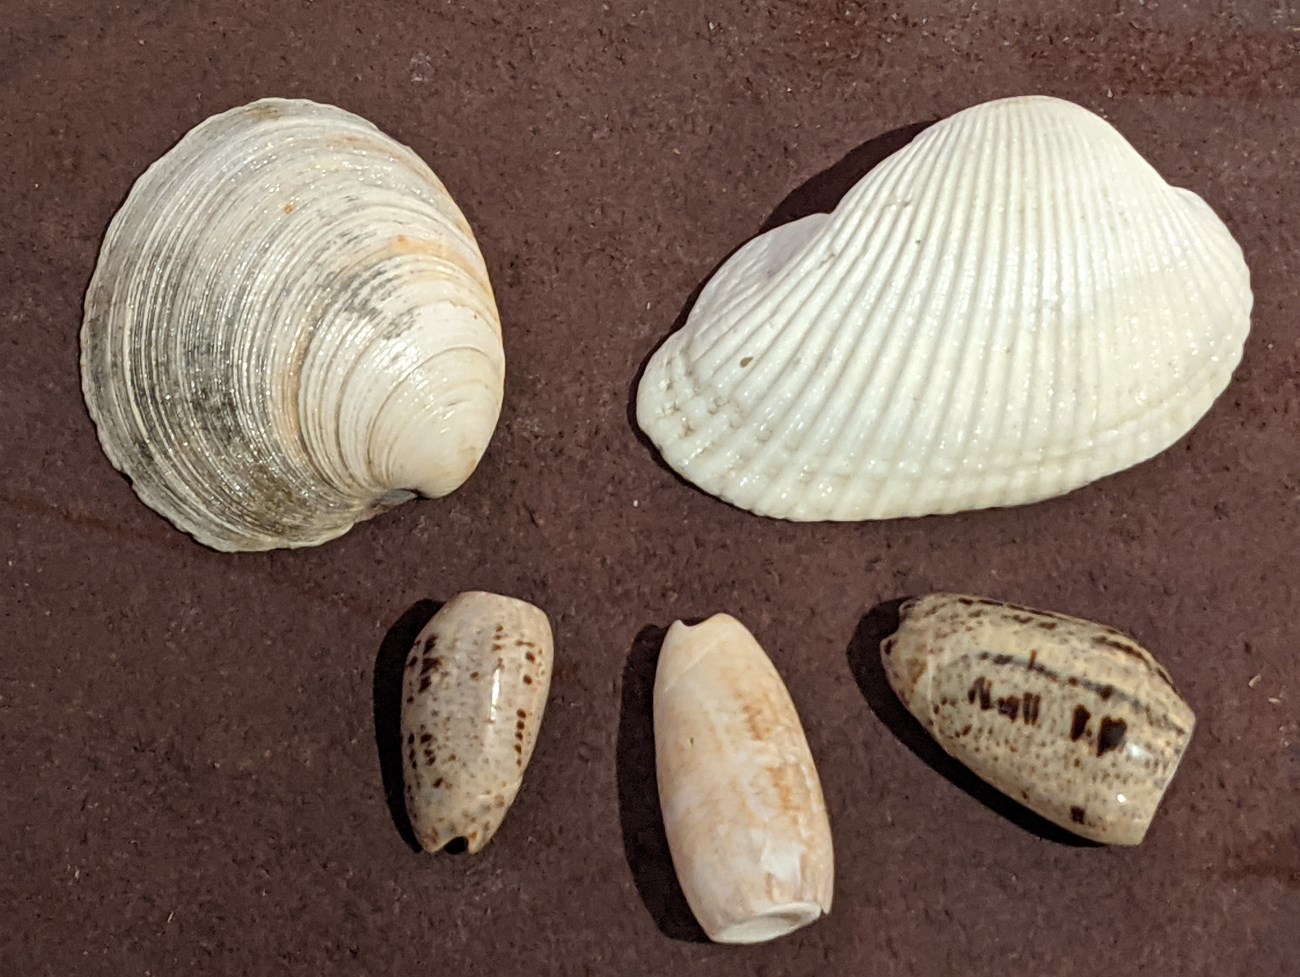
[636,95,1252,521]
[81,98,504,551]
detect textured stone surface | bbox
[2,1,1297,974]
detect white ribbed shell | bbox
[636,95,1253,521]
[82,98,504,551]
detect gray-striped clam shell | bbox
[81,98,503,551]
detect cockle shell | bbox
[654,614,833,943]
[881,593,1196,845]
[81,98,503,551]
[401,592,553,854]
[637,95,1252,521]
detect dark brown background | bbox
[3,1,1298,974]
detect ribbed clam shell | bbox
[636,95,1253,521]
[81,98,503,551]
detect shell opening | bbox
[712,902,826,944]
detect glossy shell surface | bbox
[881,593,1196,845]
[401,592,553,854]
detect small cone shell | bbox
[653,614,833,944]
[401,592,552,854]
[881,593,1196,845]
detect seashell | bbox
[636,95,1253,521]
[401,591,553,854]
[81,98,503,551]
[881,593,1196,845]
[654,614,833,943]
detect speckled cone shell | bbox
[881,594,1196,845]
[401,592,552,854]
[637,95,1252,521]
[81,98,504,551]
[654,614,833,943]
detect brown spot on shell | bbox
[740,355,754,367]
[420,733,433,744]
[1071,705,1091,741]
[523,675,534,685]
[418,676,432,693]
[1097,717,1127,757]
[1023,693,1041,726]
[516,709,527,718]
[525,651,537,663]
[1070,806,1087,824]
[741,700,774,742]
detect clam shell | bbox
[81,98,503,551]
[637,95,1253,521]
[654,614,833,943]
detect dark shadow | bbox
[760,121,935,232]
[374,598,444,852]
[626,121,935,487]
[848,598,1099,847]
[616,625,709,943]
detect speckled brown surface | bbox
[2,2,1298,974]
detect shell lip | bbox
[709,901,828,944]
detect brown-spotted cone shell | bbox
[401,591,553,854]
[881,593,1195,845]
